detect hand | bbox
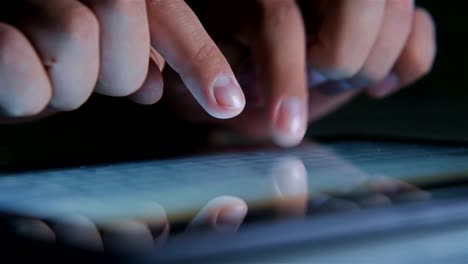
[0,0,246,122]
[164,0,437,147]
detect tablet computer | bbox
[0,138,467,263]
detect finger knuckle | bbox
[60,5,99,43]
[189,42,223,70]
[325,53,362,80]
[311,39,363,80]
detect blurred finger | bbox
[252,0,308,147]
[100,220,154,253]
[0,107,57,124]
[308,0,386,93]
[368,8,436,98]
[100,202,169,252]
[129,48,165,105]
[147,0,245,119]
[17,0,100,111]
[0,23,51,117]
[348,0,414,89]
[52,214,103,252]
[8,217,56,243]
[81,0,151,97]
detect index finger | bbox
[146,0,245,119]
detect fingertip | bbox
[272,133,306,148]
[271,96,307,148]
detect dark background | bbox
[0,0,466,168]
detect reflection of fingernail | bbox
[308,70,327,88]
[213,74,245,110]
[215,204,247,233]
[273,97,306,146]
[317,80,354,95]
[368,73,400,98]
[273,159,308,197]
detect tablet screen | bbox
[1,140,467,253]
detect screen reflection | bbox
[1,140,439,256]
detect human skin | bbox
[163,0,436,147]
[0,0,436,147]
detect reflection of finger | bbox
[368,8,436,98]
[188,196,248,233]
[369,175,432,203]
[252,0,308,147]
[271,157,308,217]
[308,196,360,215]
[335,191,392,208]
[100,220,154,253]
[147,0,245,119]
[138,202,170,247]
[51,214,103,252]
[9,218,56,243]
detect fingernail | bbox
[307,69,327,88]
[317,80,354,95]
[213,74,245,110]
[215,204,247,232]
[368,73,400,98]
[274,97,306,143]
